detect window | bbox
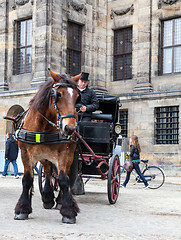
[113,27,132,81]
[67,22,82,75]
[119,110,128,137]
[155,106,179,144]
[161,18,181,74]
[15,19,32,74]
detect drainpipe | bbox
[105,0,108,90]
[45,0,49,78]
[149,0,153,84]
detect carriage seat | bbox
[91,113,113,122]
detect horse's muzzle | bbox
[64,125,76,136]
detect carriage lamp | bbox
[115,123,122,134]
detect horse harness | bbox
[15,82,77,144]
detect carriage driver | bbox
[75,72,99,121]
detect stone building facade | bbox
[0,0,181,173]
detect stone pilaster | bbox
[0,0,9,91]
[133,0,153,93]
[31,1,52,88]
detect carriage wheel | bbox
[107,154,120,204]
[38,163,44,195]
[38,163,58,195]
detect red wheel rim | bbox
[111,155,120,201]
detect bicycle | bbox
[120,160,165,189]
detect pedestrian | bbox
[33,163,39,175]
[120,135,149,189]
[75,72,99,121]
[2,133,19,179]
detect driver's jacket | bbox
[75,86,99,118]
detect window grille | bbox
[155,106,179,144]
[119,110,128,137]
[15,19,32,75]
[67,22,82,75]
[161,18,181,74]
[113,27,132,81]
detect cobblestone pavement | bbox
[0,174,181,240]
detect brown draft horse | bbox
[14,69,81,224]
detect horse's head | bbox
[49,69,81,136]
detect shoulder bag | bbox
[123,155,133,172]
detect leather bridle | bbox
[44,82,77,130]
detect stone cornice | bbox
[158,0,179,8]
[0,88,38,98]
[110,4,134,19]
[67,0,87,15]
[119,89,181,102]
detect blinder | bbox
[51,88,61,103]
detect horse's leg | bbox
[55,190,63,210]
[41,161,55,209]
[58,170,79,224]
[14,171,33,220]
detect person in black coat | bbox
[75,72,99,121]
[2,133,19,178]
[120,135,149,189]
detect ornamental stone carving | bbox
[67,0,87,15]
[13,0,33,9]
[110,4,134,19]
[158,0,179,8]
[15,0,29,5]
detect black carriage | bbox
[38,94,122,204]
[71,94,122,204]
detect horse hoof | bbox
[43,201,54,209]
[14,213,28,220]
[62,216,76,224]
[55,203,62,210]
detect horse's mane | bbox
[30,74,78,110]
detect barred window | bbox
[119,110,128,137]
[113,27,132,81]
[15,19,32,75]
[161,18,181,74]
[67,22,82,75]
[155,106,179,144]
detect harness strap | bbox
[61,114,76,119]
[17,129,73,144]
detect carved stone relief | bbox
[110,4,134,19]
[67,0,87,15]
[158,0,179,8]
[12,0,33,9]
[16,0,30,5]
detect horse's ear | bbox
[48,68,62,83]
[72,73,81,83]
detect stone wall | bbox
[0,0,181,172]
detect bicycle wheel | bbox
[142,166,165,189]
